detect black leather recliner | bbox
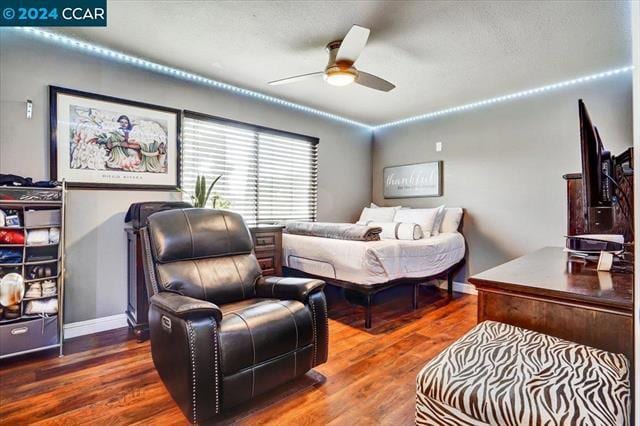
[140,208,328,423]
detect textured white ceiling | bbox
[58,0,632,125]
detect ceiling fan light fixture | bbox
[267,26,394,92]
[324,68,357,87]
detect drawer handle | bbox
[11,327,28,335]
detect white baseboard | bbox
[63,313,128,339]
[437,281,477,295]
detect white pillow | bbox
[358,206,399,224]
[396,222,423,240]
[393,208,440,238]
[370,202,402,209]
[367,222,423,240]
[431,205,446,236]
[440,207,463,233]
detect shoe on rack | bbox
[41,280,56,297]
[25,298,57,315]
[25,282,42,298]
[4,304,20,319]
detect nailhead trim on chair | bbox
[211,319,220,415]
[309,299,317,366]
[314,295,328,365]
[141,228,160,295]
[187,320,197,424]
[322,296,328,350]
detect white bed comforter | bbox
[283,232,465,285]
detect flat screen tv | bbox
[577,99,637,235]
[579,99,613,233]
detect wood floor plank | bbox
[0,289,477,425]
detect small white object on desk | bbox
[596,252,614,271]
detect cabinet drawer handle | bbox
[11,327,28,335]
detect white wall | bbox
[0,32,372,323]
[372,74,633,280]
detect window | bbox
[181,112,318,225]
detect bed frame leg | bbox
[447,272,454,295]
[412,283,419,310]
[364,294,372,329]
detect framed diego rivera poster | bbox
[50,86,181,189]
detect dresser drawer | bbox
[250,226,283,277]
[254,233,276,248]
[257,256,276,275]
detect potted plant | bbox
[182,174,229,208]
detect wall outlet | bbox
[436,141,442,152]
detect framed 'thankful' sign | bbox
[383,161,442,198]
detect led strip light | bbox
[6,27,373,129]
[373,66,634,130]
[4,27,634,132]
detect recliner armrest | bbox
[150,292,223,322]
[256,277,325,302]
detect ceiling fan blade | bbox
[355,71,396,92]
[336,25,370,64]
[268,72,323,86]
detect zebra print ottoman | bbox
[416,321,630,426]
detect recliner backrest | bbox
[147,208,262,304]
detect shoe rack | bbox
[0,183,66,359]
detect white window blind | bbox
[181,112,318,225]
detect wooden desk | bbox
[469,247,633,360]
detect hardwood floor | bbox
[0,285,477,425]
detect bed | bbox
[283,212,466,328]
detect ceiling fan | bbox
[268,25,396,92]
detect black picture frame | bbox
[49,86,181,190]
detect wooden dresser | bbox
[469,247,633,360]
[125,224,284,342]
[250,224,284,277]
[564,172,633,242]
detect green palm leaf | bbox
[204,175,222,208]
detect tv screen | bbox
[578,99,613,232]
[579,99,601,208]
